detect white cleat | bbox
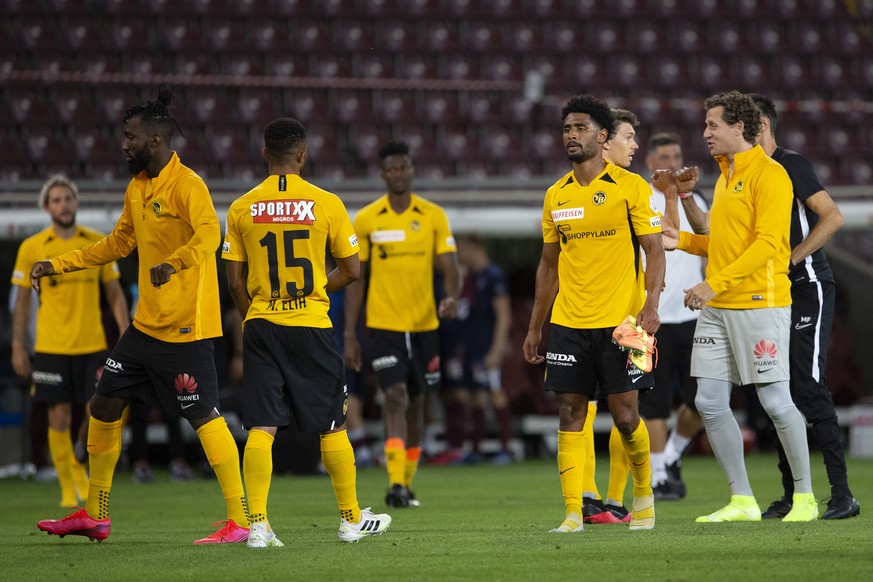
[247,523,284,548]
[549,512,584,533]
[338,507,392,543]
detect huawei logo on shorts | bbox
[427,356,441,373]
[175,373,198,394]
[753,340,777,359]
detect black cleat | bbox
[385,483,410,508]
[822,495,860,520]
[762,497,792,519]
[665,461,687,499]
[653,479,682,501]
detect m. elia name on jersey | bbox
[223,173,358,328]
[542,162,660,329]
[354,194,456,333]
[50,153,222,343]
[11,225,120,355]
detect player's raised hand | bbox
[30,260,56,291]
[674,166,700,194]
[651,169,678,195]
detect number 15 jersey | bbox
[223,174,359,328]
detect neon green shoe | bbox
[696,495,762,523]
[549,512,584,533]
[782,493,819,522]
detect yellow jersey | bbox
[11,226,120,354]
[354,194,456,333]
[543,163,661,328]
[677,145,792,309]
[50,153,222,342]
[223,174,358,328]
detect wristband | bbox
[678,192,693,200]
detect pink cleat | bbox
[193,520,249,545]
[37,508,110,542]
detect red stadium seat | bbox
[24,128,73,167]
[282,89,330,125]
[65,18,108,51]
[399,54,439,80]
[333,91,375,124]
[312,55,353,79]
[190,89,235,124]
[380,21,418,52]
[422,93,461,124]
[250,20,288,52]
[208,20,250,52]
[354,54,394,80]
[444,55,480,81]
[163,19,205,52]
[267,54,308,77]
[7,90,53,124]
[237,88,279,126]
[111,21,152,51]
[72,128,118,165]
[375,91,418,124]
[224,53,266,76]
[465,22,502,53]
[54,88,100,125]
[336,20,375,52]
[295,20,333,52]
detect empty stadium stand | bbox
[0,0,871,183]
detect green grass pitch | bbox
[4,453,872,581]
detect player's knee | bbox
[90,394,126,422]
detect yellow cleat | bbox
[696,495,762,523]
[629,495,655,530]
[782,493,819,522]
[549,512,584,533]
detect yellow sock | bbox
[581,402,600,499]
[405,447,421,488]
[620,420,652,498]
[607,424,631,504]
[384,437,406,487]
[243,429,274,528]
[48,428,77,506]
[197,418,249,527]
[557,430,584,516]
[321,430,361,524]
[85,417,123,520]
[72,459,89,501]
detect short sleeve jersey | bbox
[223,174,358,328]
[354,194,456,333]
[542,163,661,329]
[11,226,120,354]
[772,147,835,285]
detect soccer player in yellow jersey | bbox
[11,175,129,509]
[344,141,461,508]
[523,94,665,533]
[575,109,644,525]
[33,85,250,544]
[223,118,391,547]
[660,91,816,523]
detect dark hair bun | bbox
[156,83,174,107]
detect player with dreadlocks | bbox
[33,84,250,544]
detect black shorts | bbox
[369,328,441,396]
[641,319,697,418]
[97,325,220,420]
[243,318,347,434]
[31,351,105,405]
[544,324,653,397]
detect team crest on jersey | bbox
[592,191,606,206]
[250,200,316,224]
[733,181,744,193]
[410,220,421,232]
[152,201,162,216]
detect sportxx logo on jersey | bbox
[250,200,316,224]
[175,373,201,404]
[557,223,616,243]
[753,339,778,373]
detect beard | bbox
[127,147,151,175]
[52,214,75,229]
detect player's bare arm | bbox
[343,260,368,372]
[225,259,251,320]
[11,286,33,378]
[791,190,844,267]
[326,253,360,294]
[523,242,560,365]
[637,232,664,334]
[436,251,461,319]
